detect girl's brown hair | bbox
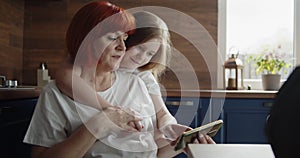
[125,11,172,78]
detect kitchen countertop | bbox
[0,87,276,100]
[0,86,41,100]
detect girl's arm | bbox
[152,93,190,157]
[31,106,142,158]
[55,60,111,109]
[151,94,177,127]
[151,94,190,140]
[55,61,143,131]
[138,71,188,137]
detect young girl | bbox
[120,11,187,140]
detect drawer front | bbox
[0,99,37,126]
[164,97,200,128]
[223,98,273,144]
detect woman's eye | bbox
[108,35,127,41]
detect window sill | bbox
[243,79,286,90]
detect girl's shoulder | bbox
[117,69,157,85]
[136,70,157,83]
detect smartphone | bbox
[174,119,223,151]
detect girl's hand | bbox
[102,105,144,131]
[108,106,144,131]
[103,106,143,132]
[128,121,144,132]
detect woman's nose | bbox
[116,37,126,51]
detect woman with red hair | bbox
[23,1,154,157]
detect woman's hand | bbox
[169,130,215,154]
[85,106,143,139]
[193,133,215,144]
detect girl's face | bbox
[94,31,128,72]
[120,38,161,70]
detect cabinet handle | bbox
[262,102,274,107]
[165,101,194,106]
[0,106,17,115]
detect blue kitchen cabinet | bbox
[164,97,201,158]
[0,98,37,158]
[200,97,273,144]
[164,97,274,157]
[221,98,273,144]
[165,97,201,128]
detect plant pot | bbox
[262,74,281,91]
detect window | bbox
[218,0,298,89]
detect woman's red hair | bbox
[66,1,135,62]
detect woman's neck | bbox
[80,66,115,92]
[94,71,115,91]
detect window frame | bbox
[217,0,300,90]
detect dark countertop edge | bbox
[0,88,276,100]
[0,88,41,100]
[162,89,276,99]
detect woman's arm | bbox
[31,106,142,158]
[157,143,184,158]
[31,124,96,158]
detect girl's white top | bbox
[119,68,161,96]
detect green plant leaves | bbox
[249,48,291,75]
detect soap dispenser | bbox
[37,62,50,87]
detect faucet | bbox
[0,75,6,87]
[0,76,18,88]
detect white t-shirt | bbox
[119,68,161,96]
[23,71,158,158]
[119,69,180,141]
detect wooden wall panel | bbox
[23,0,69,85]
[0,0,24,84]
[111,0,217,89]
[111,0,218,89]
[1,0,217,89]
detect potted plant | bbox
[248,46,291,90]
